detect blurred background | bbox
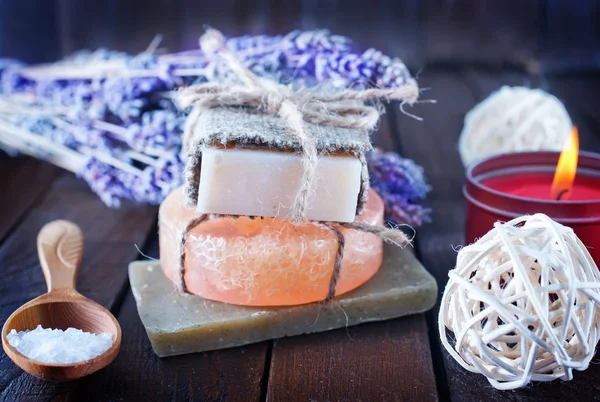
[1,0,598,75]
[0,3,599,401]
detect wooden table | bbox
[1,0,600,399]
[1,65,599,402]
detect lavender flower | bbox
[227,34,282,53]
[282,30,351,54]
[126,109,183,152]
[0,59,23,71]
[0,60,30,94]
[9,115,79,149]
[59,48,129,65]
[101,76,171,120]
[78,158,132,207]
[1,30,427,216]
[304,49,414,89]
[34,79,98,117]
[367,148,431,227]
[78,154,184,207]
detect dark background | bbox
[0,0,598,74]
[1,1,600,401]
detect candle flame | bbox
[551,126,579,200]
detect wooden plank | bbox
[547,72,600,153]
[57,0,182,55]
[233,0,270,35]
[58,0,271,55]
[432,68,529,401]
[380,0,422,68]
[0,172,157,400]
[0,176,269,401]
[266,110,438,400]
[0,157,61,244]
[393,66,538,401]
[267,0,302,33]
[0,0,60,62]
[66,238,269,402]
[372,106,400,152]
[7,0,600,69]
[57,0,271,56]
[258,8,435,400]
[394,66,530,293]
[179,0,269,48]
[74,291,268,401]
[393,68,476,402]
[460,67,532,100]
[422,0,541,67]
[539,0,600,73]
[267,315,437,402]
[299,0,422,68]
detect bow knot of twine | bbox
[178,28,419,223]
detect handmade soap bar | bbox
[160,186,383,306]
[129,244,437,357]
[197,146,362,222]
[184,108,372,220]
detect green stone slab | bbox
[129,245,437,357]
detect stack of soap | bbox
[155,106,387,307]
[131,31,434,357]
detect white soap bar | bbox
[197,147,362,222]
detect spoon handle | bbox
[37,220,84,292]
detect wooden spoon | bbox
[1,220,121,381]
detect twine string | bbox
[178,214,209,292]
[323,223,346,302]
[176,214,412,301]
[177,28,419,223]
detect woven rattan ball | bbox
[458,86,572,167]
[439,214,600,390]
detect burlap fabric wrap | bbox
[173,28,420,302]
[183,108,372,216]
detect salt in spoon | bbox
[1,220,121,380]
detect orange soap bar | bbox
[159,187,384,306]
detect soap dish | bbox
[128,244,437,357]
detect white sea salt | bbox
[7,325,113,364]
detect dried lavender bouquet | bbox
[0,30,430,226]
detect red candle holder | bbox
[464,151,600,264]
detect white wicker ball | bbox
[458,86,572,167]
[439,214,600,390]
